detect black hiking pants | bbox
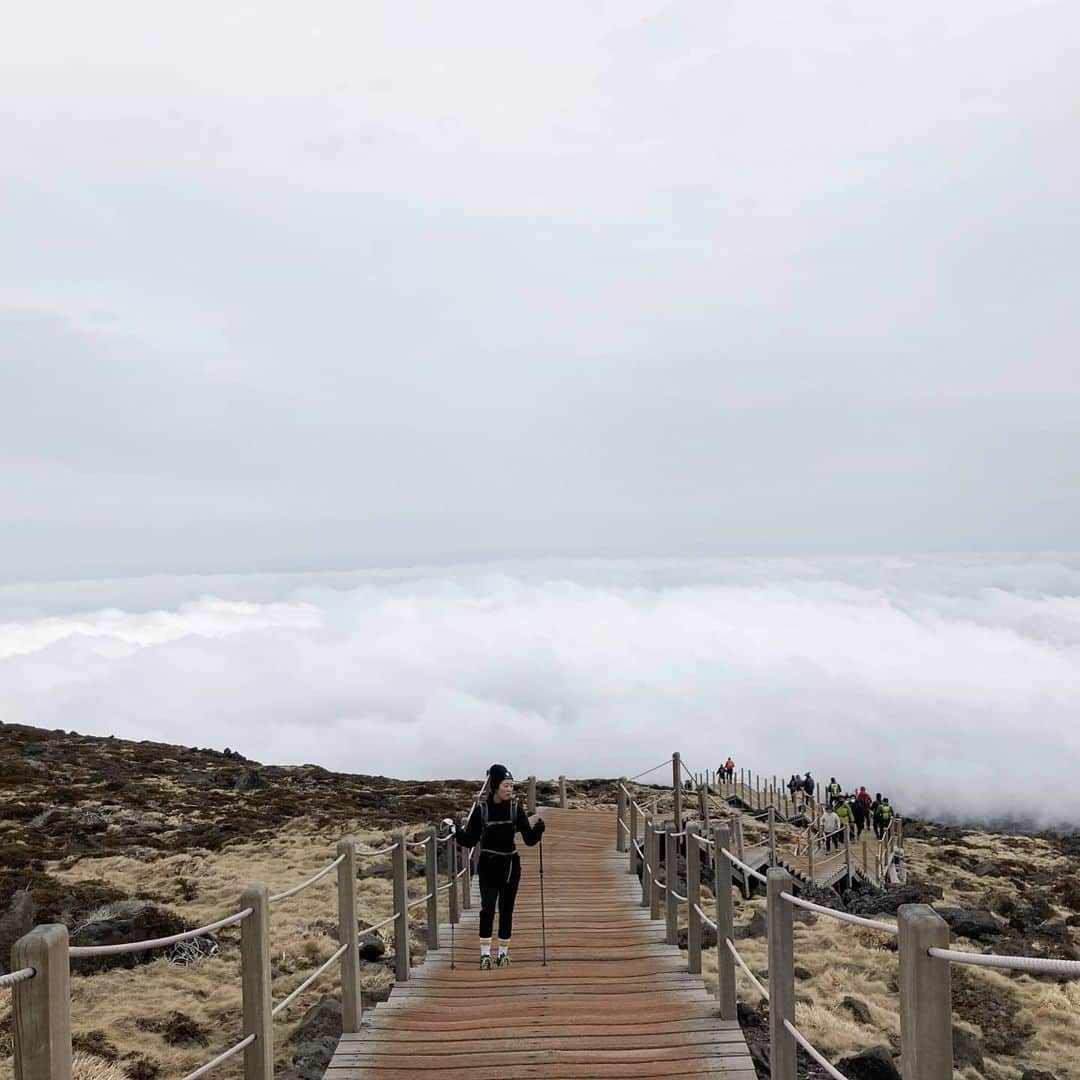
[478,850,522,941]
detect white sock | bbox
[498,943,509,957]
[480,941,491,957]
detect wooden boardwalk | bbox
[329,807,756,1078]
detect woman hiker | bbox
[456,763,545,969]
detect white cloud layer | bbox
[2,555,1077,826]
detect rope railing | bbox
[721,847,768,884]
[0,967,35,989]
[784,1019,848,1080]
[780,891,897,935]
[69,908,252,958]
[356,842,399,857]
[928,947,1080,976]
[269,853,346,904]
[407,891,434,909]
[627,757,675,782]
[272,942,350,1017]
[178,1034,256,1080]
[726,938,769,999]
[693,902,717,932]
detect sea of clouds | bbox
[1,555,1078,827]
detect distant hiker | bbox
[868,799,885,838]
[724,757,735,782]
[787,774,801,802]
[827,778,842,808]
[802,773,815,806]
[852,794,868,837]
[820,807,842,851]
[874,797,893,840]
[835,797,855,839]
[456,763,545,969]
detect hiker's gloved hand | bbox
[534,817,546,836]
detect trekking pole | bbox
[539,836,547,966]
[447,822,459,972]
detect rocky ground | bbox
[1,723,1078,1080]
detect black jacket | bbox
[457,797,544,854]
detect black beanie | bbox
[487,763,513,791]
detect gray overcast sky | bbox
[3,1,1078,582]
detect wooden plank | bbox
[340,1025,744,1046]
[327,1066,757,1079]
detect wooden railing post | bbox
[462,845,474,911]
[767,867,796,1080]
[336,838,362,1033]
[392,831,410,981]
[845,824,853,889]
[768,806,777,864]
[732,815,749,898]
[240,884,273,1080]
[11,924,72,1080]
[686,824,702,974]
[898,905,953,1080]
[448,839,460,924]
[672,752,683,825]
[807,824,816,882]
[559,775,567,808]
[629,796,640,876]
[698,785,711,836]
[714,824,737,1020]
[664,821,678,945]
[649,821,662,921]
[616,779,628,852]
[527,775,537,814]
[756,774,761,811]
[424,826,439,951]
[641,818,653,908]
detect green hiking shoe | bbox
[479,955,492,970]
[496,953,511,968]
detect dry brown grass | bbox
[71,1053,128,1080]
[0,815,451,1080]
[684,822,1080,1080]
